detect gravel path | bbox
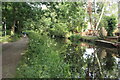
[2,37,29,78]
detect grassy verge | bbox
[16,32,71,78]
[0,34,21,43]
[69,34,99,43]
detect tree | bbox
[106,16,117,36]
[2,2,34,35]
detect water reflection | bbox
[56,38,120,78]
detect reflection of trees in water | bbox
[62,43,119,78]
[104,50,115,70]
[57,39,119,78]
[63,44,86,78]
[93,47,118,78]
[81,47,118,78]
[117,47,120,57]
[102,49,118,78]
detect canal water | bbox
[56,38,120,79]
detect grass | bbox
[0,35,11,42]
[0,34,21,43]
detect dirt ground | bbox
[2,37,29,78]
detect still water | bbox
[56,38,120,79]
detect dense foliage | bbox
[99,15,117,36]
[16,32,71,78]
[2,2,87,37]
[2,2,35,35]
[105,16,117,36]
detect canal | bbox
[56,38,120,79]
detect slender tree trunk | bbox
[118,1,120,42]
[94,0,96,14]
[89,13,93,30]
[95,3,105,30]
[88,1,93,30]
[4,23,6,36]
[93,0,97,35]
[17,21,21,34]
[4,3,7,36]
[11,3,16,35]
[11,21,15,35]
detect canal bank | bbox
[69,35,120,48]
[69,35,120,56]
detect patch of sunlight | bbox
[2,42,9,44]
[21,52,25,55]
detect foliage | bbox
[2,2,35,35]
[16,31,91,78]
[99,15,117,36]
[106,16,117,36]
[69,34,98,42]
[69,34,81,42]
[0,34,20,42]
[49,23,68,37]
[62,44,87,78]
[16,32,71,78]
[10,34,21,42]
[22,2,86,37]
[0,35,11,42]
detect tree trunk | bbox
[17,21,20,34]
[118,2,120,42]
[17,21,21,34]
[95,3,105,30]
[4,23,6,36]
[4,3,7,36]
[14,20,21,34]
[88,1,93,30]
[11,21,15,35]
[11,3,16,35]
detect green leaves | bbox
[99,15,117,36]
